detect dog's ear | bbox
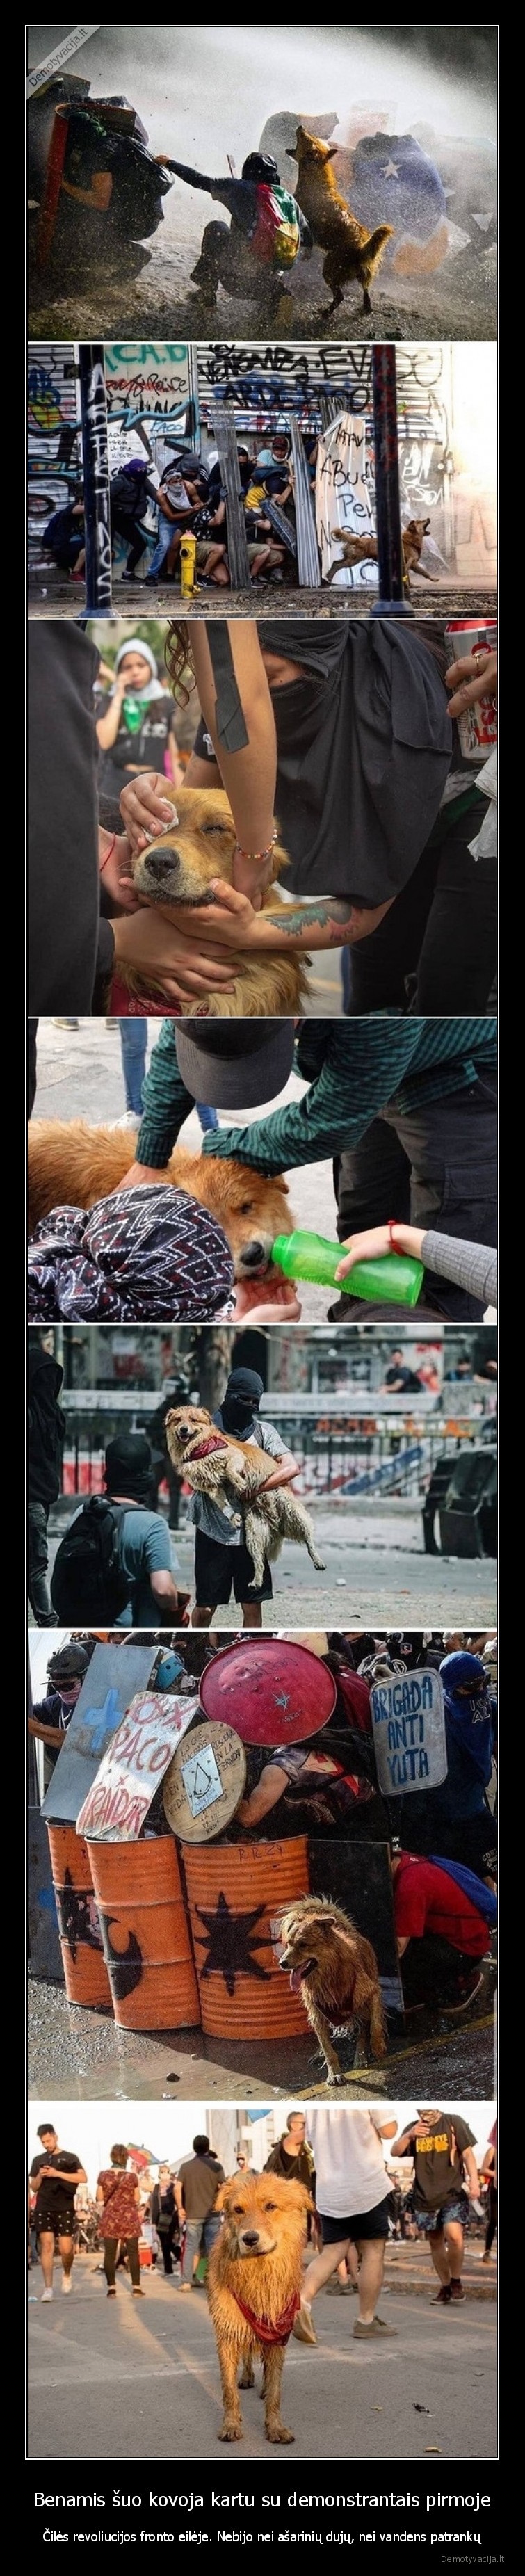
[213,2180,232,2214]
[283,2179,314,2216]
[325,142,338,158]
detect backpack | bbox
[250,185,300,269]
[429,1855,498,1927]
[50,1498,129,1623]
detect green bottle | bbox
[271,1230,424,1308]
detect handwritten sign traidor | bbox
[370,1671,447,1795]
[76,1693,199,1842]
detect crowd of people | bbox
[42,432,311,595]
[29,1623,497,2028]
[28,2108,497,2324]
[28,618,497,1019]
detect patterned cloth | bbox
[96,2169,140,2239]
[27,1186,234,1322]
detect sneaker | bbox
[353,2316,398,2338]
[41,2288,53,2303]
[449,2280,466,2302]
[292,2302,317,2345]
[132,2287,145,2297]
[430,2284,452,2304]
[106,2286,117,2298]
[62,2274,72,2294]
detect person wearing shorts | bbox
[191,1367,299,1631]
[29,2122,86,2303]
[293,2107,398,2344]
[392,2109,479,2304]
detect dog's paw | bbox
[239,2370,255,2390]
[266,2424,295,2445]
[218,2422,243,2443]
[325,2067,344,2086]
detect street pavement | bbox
[28,1974,496,2105]
[27,2254,496,2461]
[40,1506,496,1629]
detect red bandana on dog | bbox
[232,2288,300,2346]
[188,1435,228,1460]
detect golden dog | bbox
[118,784,308,1018]
[165,1403,325,1586]
[207,2171,312,2444]
[286,126,393,315]
[324,517,432,588]
[27,1122,298,1304]
[277,1895,387,2081]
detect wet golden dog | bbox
[207,2171,312,2444]
[277,1895,387,2082]
[27,1123,296,1301]
[286,126,393,315]
[325,517,432,588]
[165,1403,325,1586]
[119,784,308,1017]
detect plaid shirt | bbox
[137,1020,496,1177]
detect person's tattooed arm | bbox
[261,895,394,949]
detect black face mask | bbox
[221,1394,259,1434]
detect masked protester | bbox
[191,1365,299,1632]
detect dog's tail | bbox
[306,1534,326,1572]
[369,1984,388,2060]
[360,223,393,266]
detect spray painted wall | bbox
[28,343,81,574]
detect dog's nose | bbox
[241,2231,260,2248]
[144,845,180,880]
[239,1239,266,1271]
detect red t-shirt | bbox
[97,2168,140,2238]
[393,1853,487,1958]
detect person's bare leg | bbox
[242,1600,263,1629]
[346,2243,360,2287]
[355,2237,385,2325]
[301,2238,350,2301]
[192,1604,213,1629]
[39,2230,55,2292]
[58,2234,74,2283]
[428,2225,451,2287]
[443,2220,465,2280]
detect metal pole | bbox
[77,343,113,617]
[371,345,412,617]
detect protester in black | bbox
[29,2124,86,2302]
[28,1334,65,1624]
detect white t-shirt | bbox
[305,2108,393,2216]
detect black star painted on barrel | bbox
[193,1890,272,1994]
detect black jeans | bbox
[401,1933,481,2007]
[110,510,146,573]
[333,1072,497,1320]
[104,2236,140,2289]
[344,801,496,1017]
[28,1502,54,1624]
[159,2219,178,2276]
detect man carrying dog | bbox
[293,2107,398,2344]
[190,1365,299,1632]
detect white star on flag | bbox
[382,159,400,180]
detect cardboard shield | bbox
[41,1643,157,1823]
[371,1669,447,1795]
[163,1719,246,1843]
[76,1692,199,1842]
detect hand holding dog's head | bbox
[131,785,284,912]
